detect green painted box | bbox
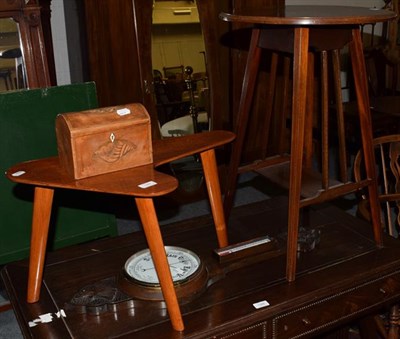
[0,83,118,264]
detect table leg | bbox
[349,28,383,246]
[223,28,262,219]
[286,27,309,282]
[200,149,228,247]
[27,186,54,303]
[135,197,184,332]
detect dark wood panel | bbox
[82,0,142,106]
[197,0,231,131]
[132,0,161,140]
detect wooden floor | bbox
[2,196,400,338]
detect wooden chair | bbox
[354,134,400,337]
[342,0,400,147]
[354,134,400,238]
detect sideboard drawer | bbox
[215,321,267,339]
[272,273,400,338]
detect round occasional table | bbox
[220,6,396,282]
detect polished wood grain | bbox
[4,198,400,338]
[200,149,228,247]
[5,130,235,332]
[222,28,262,217]
[285,26,309,281]
[55,103,153,179]
[220,6,396,25]
[349,28,383,247]
[28,187,54,303]
[221,6,395,282]
[135,197,184,331]
[153,130,235,166]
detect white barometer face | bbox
[124,246,201,285]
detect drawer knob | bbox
[302,317,311,325]
[380,288,387,294]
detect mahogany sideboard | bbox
[3,196,400,338]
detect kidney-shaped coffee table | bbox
[5,130,235,332]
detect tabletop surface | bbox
[4,197,400,338]
[6,157,179,197]
[5,130,235,197]
[220,5,396,25]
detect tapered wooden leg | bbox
[349,28,383,247]
[135,197,184,332]
[200,149,228,248]
[27,186,54,303]
[286,27,309,282]
[223,28,262,220]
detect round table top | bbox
[220,6,396,26]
